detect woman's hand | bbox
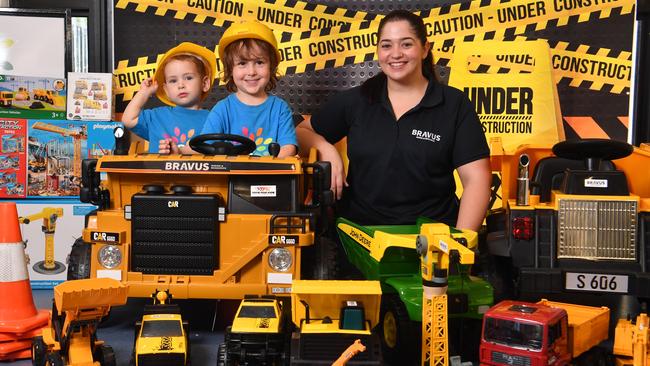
[319,143,347,200]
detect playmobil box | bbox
[5,199,97,288]
[0,118,27,198]
[0,75,67,120]
[27,120,122,198]
[67,72,113,121]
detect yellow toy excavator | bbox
[19,207,66,274]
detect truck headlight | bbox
[268,248,292,272]
[98,245,122,269]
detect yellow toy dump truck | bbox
[132,291,189,366]
[485,138,650,304]
[68,131,333,300]
[480,299,610,365]
[218,280,382,365]
[289,280,382,365]
[32,278,128,366]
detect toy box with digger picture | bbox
[0,75,66,120]
[0,117,27,198]
[67,128,334,302]
[27,120,121,197]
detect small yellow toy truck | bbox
[32,278,128,366]
[33,89,65,107]
[0,91,13,107]
[218,296,288,365]
[132,292,189,366]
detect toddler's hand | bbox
[139,78,158,98]
[158,139,173,155]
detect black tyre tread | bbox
[32,336,47,366]
[301,236,339,280]
[67,238,91,280]
[45,352,64,366]
[216,343,228,366]
[379,293,419,365]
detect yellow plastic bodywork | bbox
[613,313,650,366]
[538,300,609,359]
[489,138,650,212]
[231,300,282,334]
[85,144,315,299]
[291,280,381,334]
[135,313,187,364]
[41,278,128,366]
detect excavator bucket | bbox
[54,278,128,313]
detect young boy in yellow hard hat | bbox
[159,21,297,158]
[122,42,216,153]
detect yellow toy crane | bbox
[19,207,66,274]
[32,121,86,178]
[415,223,478,366]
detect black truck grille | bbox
[131,193,222,275]
[137,352,185,366]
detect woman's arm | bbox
[296,119,347,199]
[455,157,491,231]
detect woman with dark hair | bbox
[296,9,491,231]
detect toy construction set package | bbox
[27,119,121,198]
[66,72,113,121]
[7,199,97,288]
[0,118,27,198]
[0,75,66,120]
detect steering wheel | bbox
[189,133,257,156]
[552,138,633,171]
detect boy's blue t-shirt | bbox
[201,94,297,156]
[131,106,209,153]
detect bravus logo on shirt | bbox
[412,129,441,143]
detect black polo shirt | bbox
[311,75,489,226]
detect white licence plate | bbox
[565,272,628,293]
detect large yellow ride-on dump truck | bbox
[68,130,333,299]
[32,278,128,366]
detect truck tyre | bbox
[45,352,64,366]
[96,345,116,366]
[67,238,91,280]
[301,236,339,280]
[32,336,47,366]
[380,294,418,365]
[216,343,230,366]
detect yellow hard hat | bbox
[154,42,217,106]
[218,21,281,63]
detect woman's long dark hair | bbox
[361,10,439,102]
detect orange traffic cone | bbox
[0,202,49,360]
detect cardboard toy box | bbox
[6,199,97,289]
[67,72,113,121]
[0,75,67,120]
[27,120,121,198]
[0,118,27,198]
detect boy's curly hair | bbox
[220,39,279,93]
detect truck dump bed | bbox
[54,278,128,312]
[538,299,609,358]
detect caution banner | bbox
[113,0,634,101]
[115,0,375,32]
[113,31,632,102]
